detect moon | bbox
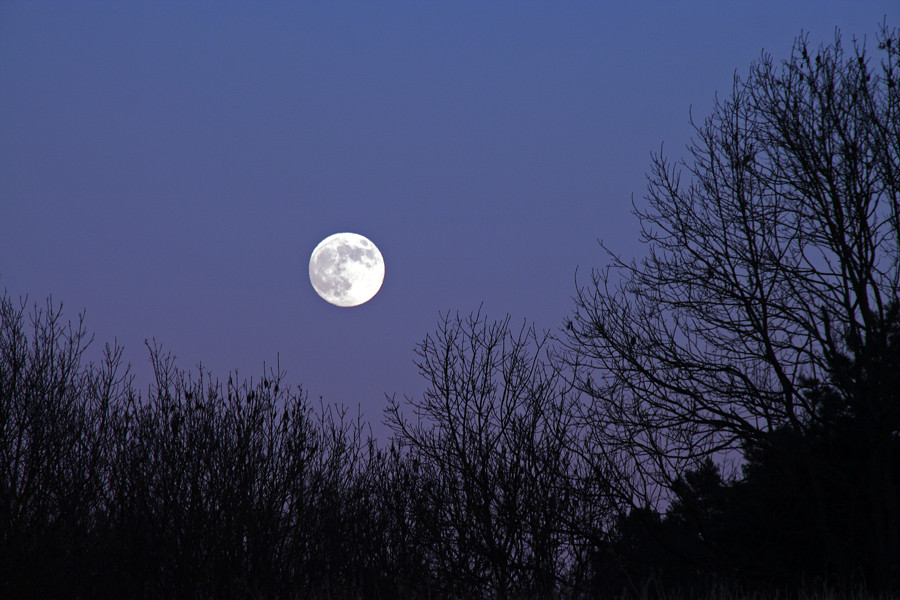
[309,233,385,307]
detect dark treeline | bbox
[3,25,900,599]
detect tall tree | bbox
[561,24,900,589]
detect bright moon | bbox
[309,233,385,307]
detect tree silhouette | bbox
[0,293,129,598]
[386,309,599,598]
[0,289,419,598]
[603,302,900,593]
[4,21,900,600]
[561,24,900,592]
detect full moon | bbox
[309,233,385,307]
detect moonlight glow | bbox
[309,233,385,307]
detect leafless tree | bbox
[0,292,128,597]
[102,341,393,598]
[1,287,446,598]
[559,24,900,588]
[387,309,604,598]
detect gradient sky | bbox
[1,2,894,438]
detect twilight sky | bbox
[1,2,894,437]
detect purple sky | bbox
[1,2,894,438]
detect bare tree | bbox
[104,342,388,598]
[0,292,127,597]
[387,309,599,598]
[560,24,900,588]
[1,288,455,598]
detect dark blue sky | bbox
[1,2,893,436]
